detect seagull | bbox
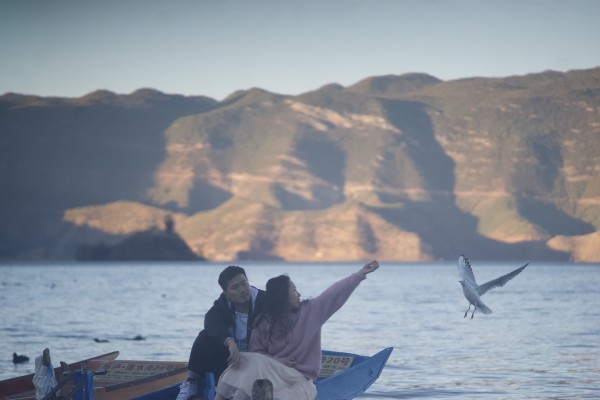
[458,254,528,319]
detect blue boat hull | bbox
[316,347,393,400]
[131,347,393,400]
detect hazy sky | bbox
[1,0,599,100]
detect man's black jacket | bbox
[203,286,266,347]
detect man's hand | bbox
[226,339,241,368]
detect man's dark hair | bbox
[218,266,247,290]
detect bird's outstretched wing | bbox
[476,262,528,296]
[458,254,477,286]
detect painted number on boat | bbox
[319,355,354,378]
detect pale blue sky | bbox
[1,0,599,100]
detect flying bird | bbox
[458,254,528,319]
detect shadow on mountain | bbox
[371,99,569,260]
[236,237,283,261]
[4,105,181,207]
[526,131,563,192]
[381,99,455,193]
[368,196,570,261]
[516,197,596,236]
[272,184,345,211]
[0,201,72,259]
[179,180,233,213]
[208,131,234,150]
[273,132,346,211]
[1,95,216,257]
[357,215,378,254]
[512,129,565,196]
[296,133,346,188]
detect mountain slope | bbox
[2,68,599,261]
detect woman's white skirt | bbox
[216,352,317,400]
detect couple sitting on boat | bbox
[176,260,380,400]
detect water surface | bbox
[1,261,598,399]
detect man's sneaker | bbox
[175,379,199,400]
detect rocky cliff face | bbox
[2,68,599,261]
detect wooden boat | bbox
[132,347,394,400]
[1,357,187,400]
[85,359,188,400]
[0,350,120,400]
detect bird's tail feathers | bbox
[478,303,493,315]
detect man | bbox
[176,266,266,400]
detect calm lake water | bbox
[1,261,599,399]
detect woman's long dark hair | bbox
[255,275,292,342]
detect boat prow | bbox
[0,350,120,400]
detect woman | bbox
[214,260,380,400]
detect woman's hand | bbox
[360,260,379,275]
[282,358,296,368]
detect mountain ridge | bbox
[1,67,599,261]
